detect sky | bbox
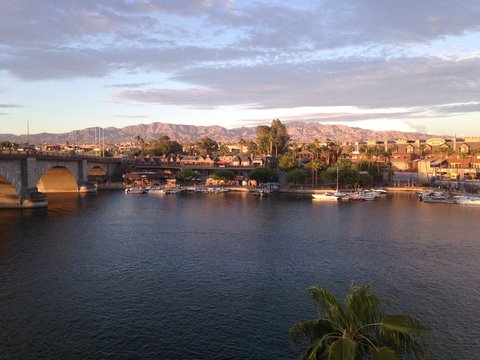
[1,0,480,137]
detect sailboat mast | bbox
[336,165,339,192]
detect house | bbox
[230,156,241,167]
[239,155,251,167]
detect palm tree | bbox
[290,284,429,360]
[238,138,247,155]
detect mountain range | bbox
[1,121,431,145]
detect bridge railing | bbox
[0,150,123,162]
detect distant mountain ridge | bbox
[1,121,431,145]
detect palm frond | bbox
[300,339,327,360]
[371,346,400,360]
[344,284,385,329]
[381,315,429,334]
[290,319,335,344]
[308,286,344,322]
[379,315,429,359]
[328,335,357,360]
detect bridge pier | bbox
[19,157,48,208]
[19,188,48,208]
[78,160,96,193]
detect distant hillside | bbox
[0,121,431,145]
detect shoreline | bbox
[110,182,427,194]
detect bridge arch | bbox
[88,165,107,182]
[0,166,22,198]
[0,170,21,207]
[37,166,79,193]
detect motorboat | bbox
[418,191,445,201]
[148,186,166,195]
[312,192,345,201]
[252,183,279,196]
[365,188,387,197]
[420,191,456,204]
[125,186,147,194]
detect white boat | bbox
[361,192,377,201]
[346,192,372,202]
[165,188,181,194]
[365,189,387,197]
[125,186,147,194]
[148,187,166,195]
[420,191,456,204]
[453,195,480,206]
[418,191,445,201]
[252,183,278,196]
[313,167,347,201]
[204,187,230,194]
[312,192,344,201]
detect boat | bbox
[365,188,387,197]
[312,192,344,201]
[420,191,456,204]
[148,186,166,195]
[417,191,445,201]
[165,188,180,194]
[312,167,347,201]
[125,186,147,194]
[360,192,378,201]
[252,183,279,196]
[203,187,230,194]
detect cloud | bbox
[0,44,261,81]
[106,82,154,89]
[435,102,480,114]
[0,47,111,80]
[113,115,149,118]
[0,103,22,108]
[1,1,480,82]
[115,56,480,110]
[209,0,480,50]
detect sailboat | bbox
[312,166,347,201]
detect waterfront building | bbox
[341,137,480,188]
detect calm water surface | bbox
[1,191,479,359]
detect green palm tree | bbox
[290,284,429,360]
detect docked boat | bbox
[203,187,230,194]
[312,192,345,201]
[148,187,166,195]
[360,192,378,201]
[312,167,347,201]
[420,191,456,204]
[365,189,387,197]
[252,183,279,196]
[125,186,147,194]
[418,191,445,201]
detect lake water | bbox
[1,191,479,359]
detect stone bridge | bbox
[0,151,125,208]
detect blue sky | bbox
[1,0,480,137]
